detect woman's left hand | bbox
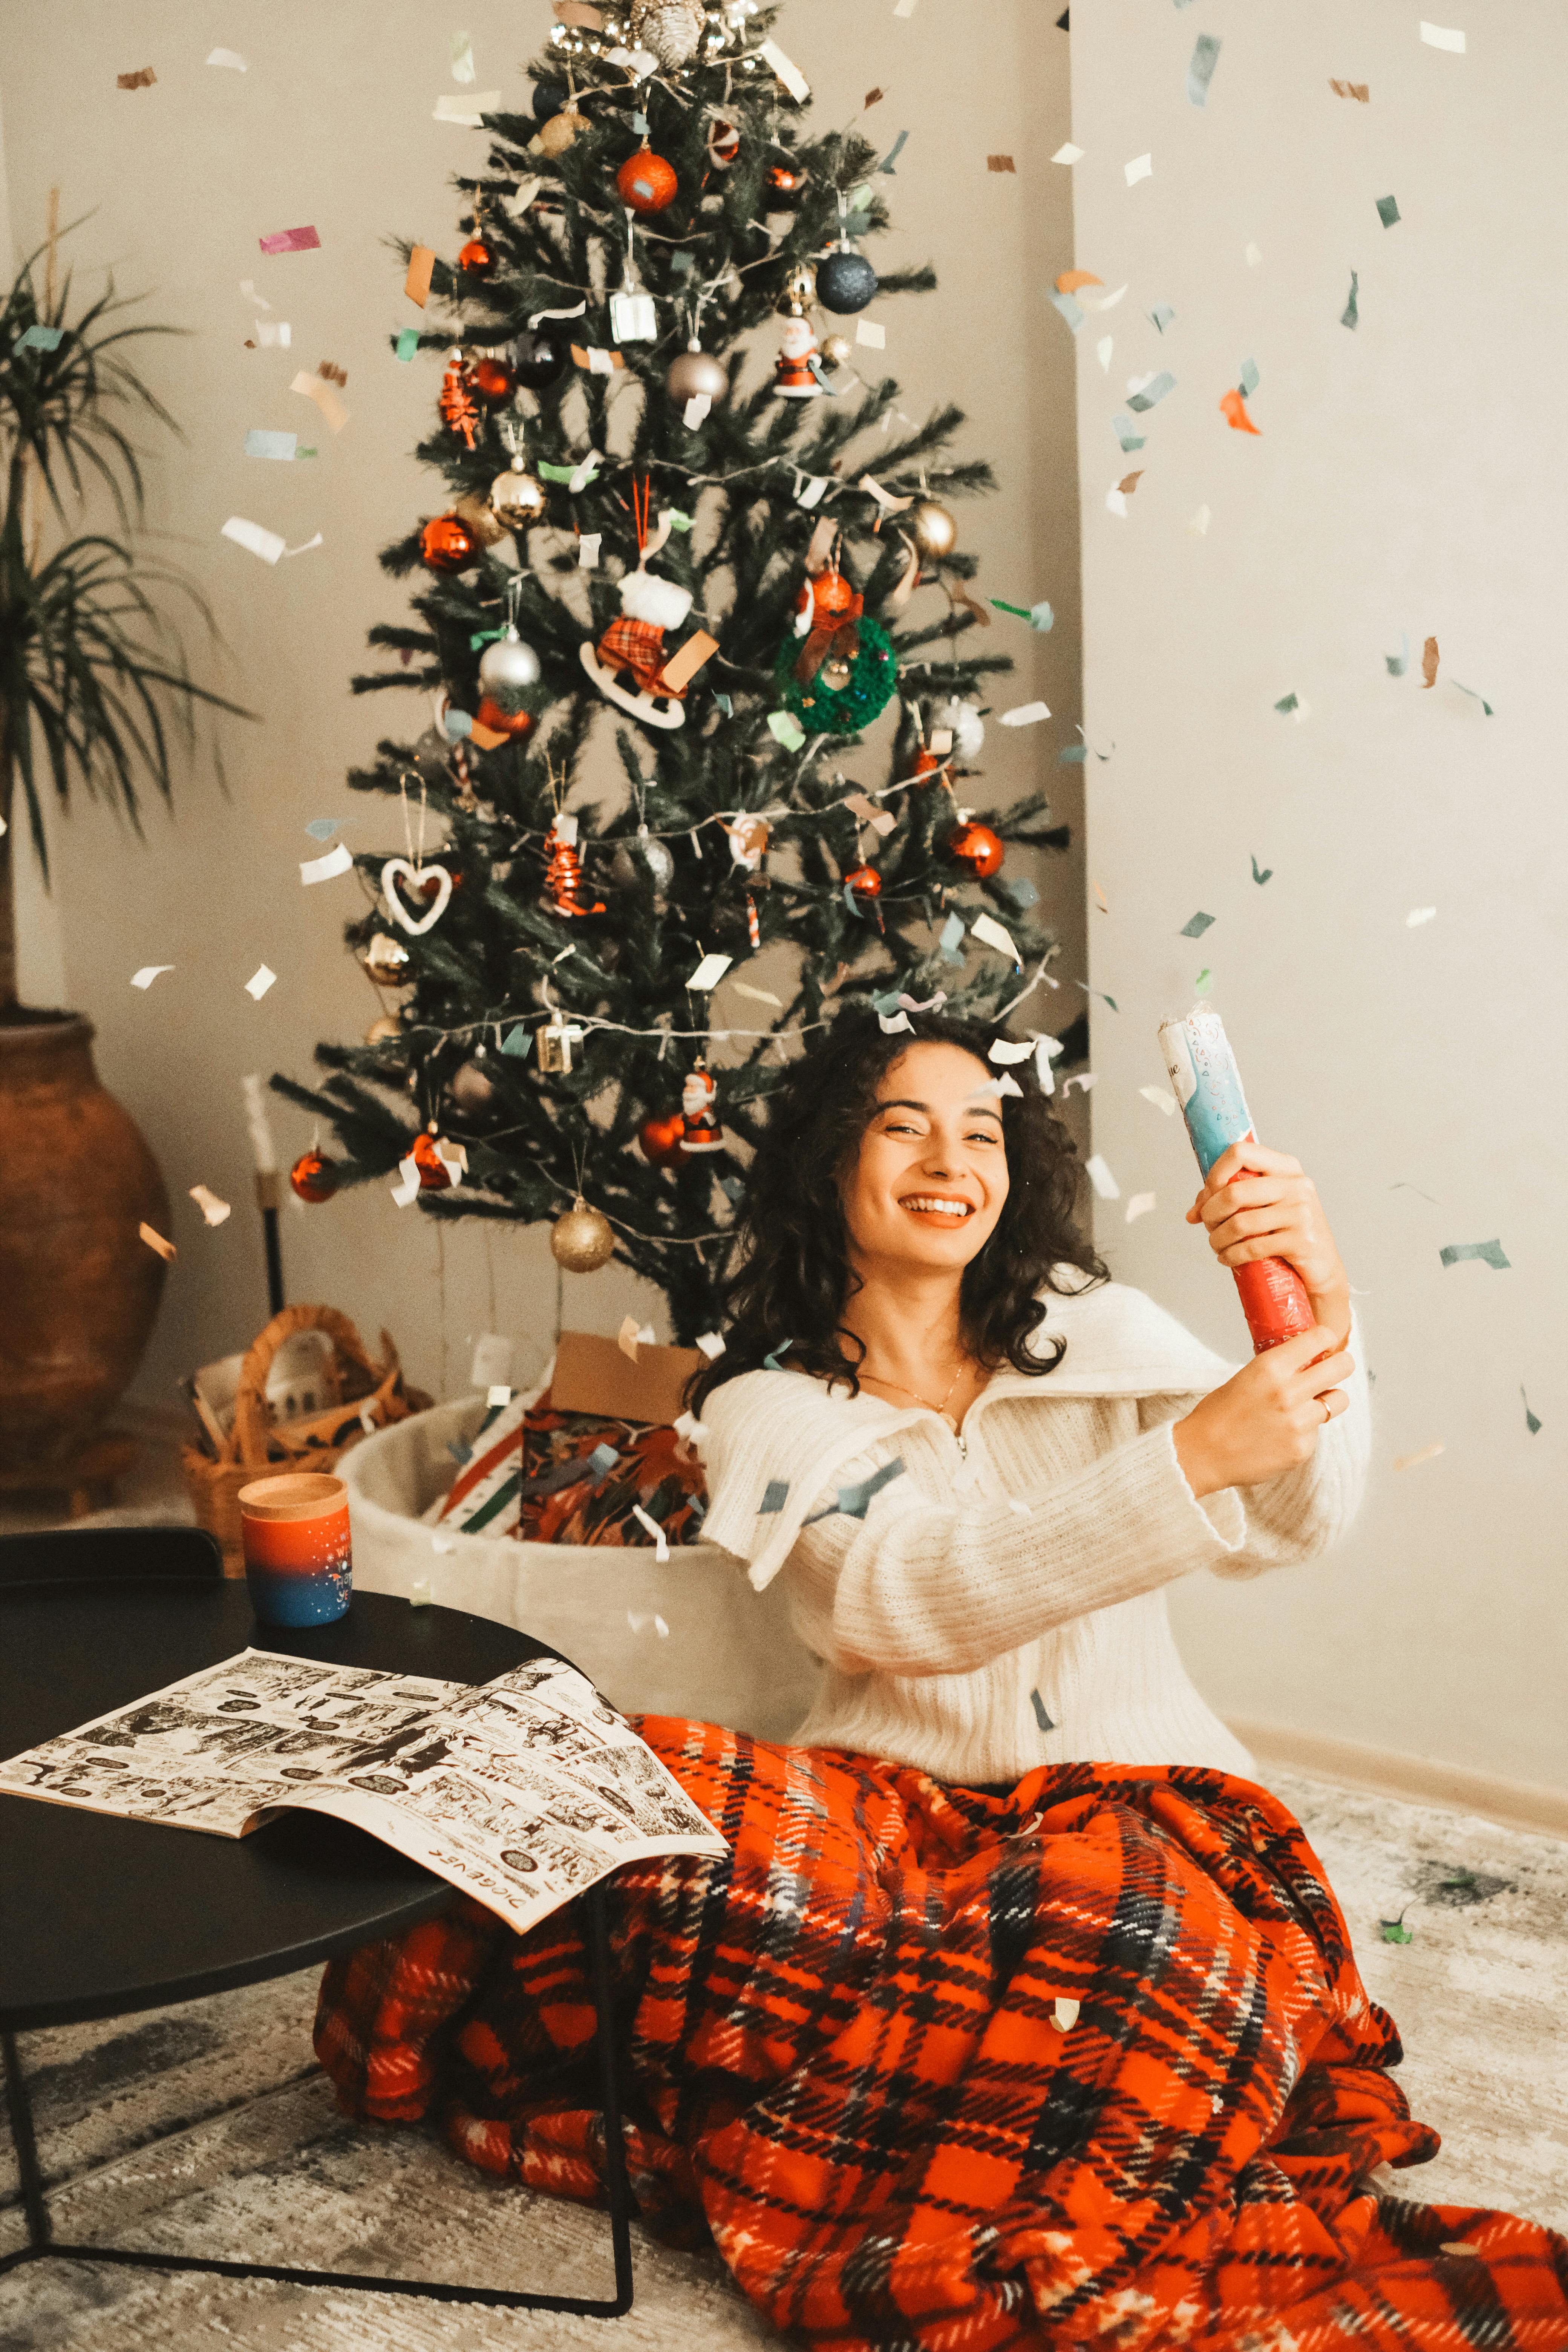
[1186,1142,1350,1341]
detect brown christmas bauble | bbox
[666,345,727,406]
[844,862,883,902]
[550,1194,616,1271]
[638,1112,688,1168]
[365,1014,402,1044]
[537,107,582,157]
[616,150,678,214]
[475,695,535,740]
[909,499,959,560]
[289,1149,340,1205]
[453,492,507,548]
[472,354,516,401]
[362,931,411,986]
[488,468,547,530]
[450,1059,497,1115]
[420,513,481,573]
[411,1132,453,1191]
[943,819,1005,879]
[457,236,495,277]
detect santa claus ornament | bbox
[771,268,822,400]
[680,1060,725,1153]
[580,477,696,730]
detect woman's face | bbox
[839,1041,1011,1277]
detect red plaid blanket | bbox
[317,1723,1568,2349]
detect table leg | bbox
[0,1883,636,2313]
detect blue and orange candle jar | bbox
[238,1472,352,1627]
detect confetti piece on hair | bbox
[1030,1689,1055,1731]
[1378,1911,1415,1943]
[1084,1154,1121,1200]
[1439,1239,1510,1271]
[1419,21,1465,52]
[1187,33,1222,103]
[259,225,320,255]
[1139,1084,1178,1115]
[245,964,277,1000]
[189,1184,232,1227]
[768,709,807,749]
[139,1222,176,1260]
[988,1039,1035,1065]
[1341,270,1360,330]
[1124,153,1153,186]
[1393,1442,1444,1472]
[131,965,174,989]
[1125,369,1175,413]
[207,46,247,69]
[1125,1192,1156,1223]
[1406,906,1437,926]
[222,514,285,564]
[1179,911,1215,937]
[1052,141,1084,165]
[1377,194,1401,227]
[1000,700,1051,727]
[1331,79,1370,100]
[1220,388,1260,434]
[1421,635,1440,688]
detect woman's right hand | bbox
[1171,1327,1355,1499]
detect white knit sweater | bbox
[697,1279,1369,1784]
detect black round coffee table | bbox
[0,1577,633,2315]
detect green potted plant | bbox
[0,227,246,1478]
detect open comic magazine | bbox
[0,1650,727,1939]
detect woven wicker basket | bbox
[182,1304,431,1576]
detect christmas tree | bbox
[274,0,1080,1346]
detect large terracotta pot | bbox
[0,1011,169,1469]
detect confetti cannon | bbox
[1157,1006,1316,1354]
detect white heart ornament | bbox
[381,858,452,936]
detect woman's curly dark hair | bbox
[689,1009,1106,1412]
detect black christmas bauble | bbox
[531,81,567,123]
[511,328,569,391]
[816,248,879,316]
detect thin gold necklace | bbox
[862,1357,971,1432]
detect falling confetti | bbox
[1421,635,1440,688]
[1378,1911,1414,1945]
[1522,1387,1542,1436]
[1179,911,1216,937]
[1341,270,1360,329]
[1377,194,1401,227]
[1251,855,1272,884]
[1219,388,1260,434]
[1393,1442,1444,1471]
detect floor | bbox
[3,1770,1566,2352]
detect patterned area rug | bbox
[3,1770,1565,2352]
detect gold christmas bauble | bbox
[489,468,547,530]
[365,1014,402,1043]
[453,492,507,548]
[550,1194,615,1272]
[909,499,959,560]
[362,931,410,986]
[820,332,852,366]
[537,107,583,157]
[776,262,816,317]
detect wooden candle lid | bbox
[237,1471,348,1522]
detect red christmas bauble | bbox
[471,355,516,401]
[844,862,883,902]
[475,696,535,739]
[616,150,678,213]
[457,236,495,276]
[943,820,1005,879]
[812,567,858,619]
[412,1132,453,1191]
[639,1112,689,1168]
[420,513,481,573]
[289,1149,339,1205]
[909,746,943,781]
[766,163,807,204]
[708,120,740,166]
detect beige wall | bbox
[2,0,1081,1406]
[1070,2,1568,1785]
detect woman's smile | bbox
[897,1192,977,1223]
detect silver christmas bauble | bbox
[488,468,547,531]
[666,346,727,405]
[610,828,676,893]
[910,499,959,559]
[450,1059,498,1114]
[630,0,704,68]
[478,630,542,695]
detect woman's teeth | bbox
[900,1197,972,1217]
